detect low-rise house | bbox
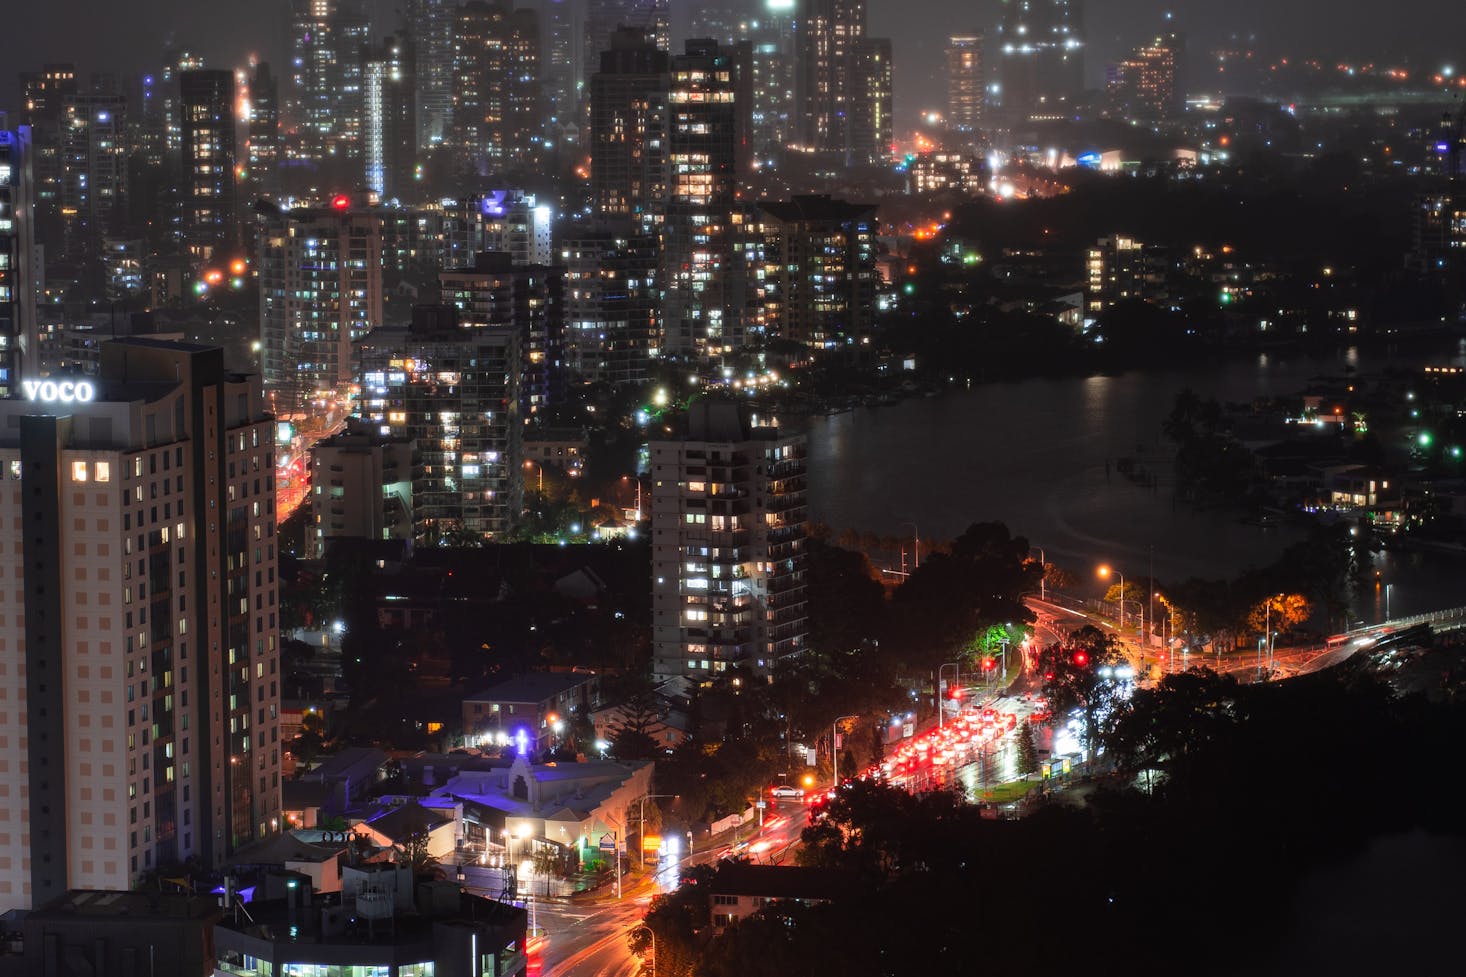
[707,863,853,927]
[461,672,601,754]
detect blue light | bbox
[514,728,529,757]
[1077,151,1102,168]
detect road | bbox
[533,803,808,977]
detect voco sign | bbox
[22,379,96,404]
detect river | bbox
[804,341,1466,622]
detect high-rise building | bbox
[1108,34,1182,121]
[246,62,282,198]
[59,92,128,265]
[946,34,985,135]
[742,0,799,156]
[559,222,660,383]
[18,64,77,252]
[407,0,457,147]
[660,39,741,359]
[848,36,892,164]
[795,0,891,164]
[539,0,580,127]
[286,0,370,162]
[583,0,671,108]
[0,125,38,398]
[589,28,670,222]
[650,401,807,680]
[363,34,418,200]
[179,69,237,263]
[1086,235,1165,313]
[308,418,413,558]
[0,337,280,909]
[287,0,339,159]
[356,307,523,543]
[257,198,384,412]
[439,251,563,414]
[757,195,877,350]
[442,190,553,268]
[994,0,1084,122]
[452,1,543,174]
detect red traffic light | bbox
[331,194,351,210]
[1072,651,1089,667]
[981,657,996,671]
[947,686,964,699]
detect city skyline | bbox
[3,1,1464,132]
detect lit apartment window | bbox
[72,461,88,482]
[95,461,111,482]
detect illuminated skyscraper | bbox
[946,34,985,134]
[757,194,877,350]
[59,92,128,265]
[246,62,282,197]
[356,309,522,543]
[286,0,370,162]
[0,337,280,908]
[538,0,580,126]
[589,28,669,222]
[363,34,417,199]
[994,0,1084,122]
[743,0,799,155]
[0,125,38,397]
[661,39,740,358]
[440,251,564,415]
[795,0,891,164]
[18,64,76,251]
[257,197,384,411]
[651,402,807,681]
[407,0,457,146]
[1108,34,1183,121]
[179,69,237,263]
[452,1,543,174]
[559,221,660,384]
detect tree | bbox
[1016,720,1039,776]
[1034,625,1129,760]
[1246,592,1312,636]
[395,828,439,877]
[610,689,665,761]
[887,522,1039,674]
[286,709,328,768]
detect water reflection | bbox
[805,347,1465,611]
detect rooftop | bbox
[464,671,597,705]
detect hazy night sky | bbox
[2,1,1463,132]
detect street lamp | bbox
[901,522,920,571]
[832,715,859,788]
[636,925,657,977]
[524,459,543,494]
[622,475,643,522]
[937,662,959,732]
[1097,565,1125,632]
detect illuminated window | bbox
[95,461,111,482]
[72,461,89,482]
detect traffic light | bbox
[981,657,996,671]
[947,685,964,700]
[1072,650,1089,667]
